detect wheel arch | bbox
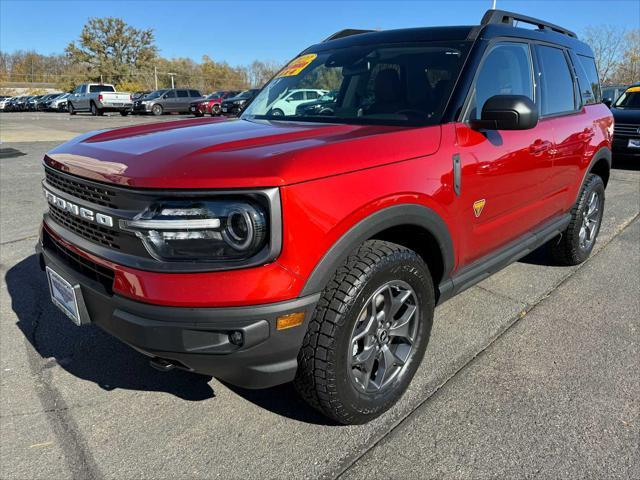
[588,147,611,188]
[299,204,454,302]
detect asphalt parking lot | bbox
[1,111,639,479]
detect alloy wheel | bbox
[579,190,601,250]
[348,280,418,393]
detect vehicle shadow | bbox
[6,254,333,424]
[7,254,215,401]
[612,156,640,172]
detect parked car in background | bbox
[26,95,44,111]
[220,89,260,116]
[190,91,241,116]
[0,96,12,110]
[267,89,328,116]
[132,91,151,101]
[68,83,133,116]
[295,90,339,116]
[609,83,640,159]
[36,93,62,111]
[602,85,627,106]
[5,96,20,111]
[133,88,204,115]
[49,93,70,112]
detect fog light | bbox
[276,312,305,331]
[229,331,244,346]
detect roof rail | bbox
[481,9,577,38]
[323,29,376,42]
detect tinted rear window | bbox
[536,45,576,115]
[89,85,116,93]
[177,90,189,98]
[576,54,601,104]
[189,90,201,97]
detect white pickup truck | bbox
[68,83,132,116]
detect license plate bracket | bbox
[46,266,91,326]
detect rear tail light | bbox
[98,94,103,102]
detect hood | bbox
[611,107,640,125]
[45,117,441,189]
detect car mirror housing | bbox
[470,95,538,131]
[603,98,613,108]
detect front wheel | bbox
[294,240,434,425]
[211,104,221,116]
[68,103,76,115]
[120,110,129,116]
[152,104,163,116]
[551,173,605,265]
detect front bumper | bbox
[37,233,319,389]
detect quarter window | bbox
[536,45,576,115]
[468,42,533,120]
[576,54,601,104]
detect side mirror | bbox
[603,98,613,108]
[470,95,538,131]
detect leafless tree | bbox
[582,25,628,84]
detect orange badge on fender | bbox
[473,199,486,218]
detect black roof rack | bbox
[323,29,376,42]
[481,9,577,38]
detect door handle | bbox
[529,140,552,155]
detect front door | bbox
[454,41,556,267]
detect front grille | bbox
[614,123,640,138]
[43,230,115,294]
[45,168,117,208]
[48,204,121,249]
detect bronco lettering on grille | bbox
[44,189,114,227]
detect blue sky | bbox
[1,0,639,66]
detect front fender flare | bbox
[299,204,454,297]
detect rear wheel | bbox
[270,108,284,117]
[152,104,163,116]
[551,173,605,265]
[90,102,103,116]
[294,240,434,425]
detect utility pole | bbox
[491,0,497,8]
[154,66,158,90]
[168,73,176,89]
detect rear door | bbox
[534,44,590,208]
[163,89,177,111]
[176,89,190,112]
[455,41,556,266]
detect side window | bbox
[577,54,601,104]
[289,91,305,101]
[536,45,576,115]
[165,90,176,98]
[177,90,189,98]
[80,85,87,94]
[189,90,201,97]
[468,42,533,120]
[306,91,319,100]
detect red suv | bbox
[38,10,612,425]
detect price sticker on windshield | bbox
[276,54,317,78]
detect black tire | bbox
[152,104,163,116]
[211,104,221,116]
[270,108,284,117]
[551,173,605,266]
[193,110,204,117]
[120,110,129,116]
[294,240,435,425]
[68,102,76,115]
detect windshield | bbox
[144,90,167,99]
[243,41,470,125]
[614,87,640,109]
[207,92,223,99]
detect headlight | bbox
[120,199,268,262]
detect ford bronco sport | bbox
[38,10,612,425]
